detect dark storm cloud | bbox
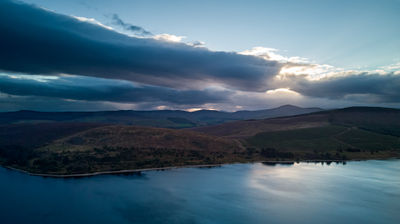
[0,94,119,112]
[111,14,152,36]
[0,75,230,105]
[288,72,400,103]
[0,0,281,92]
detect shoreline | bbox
[5,163,228,178]
[3,157,399,178]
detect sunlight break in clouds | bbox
[240,47,309,64]
[73,16,114,30]
[266,88,300,96]
[153,33,186,42]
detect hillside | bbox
[0,122,108,149]
[194,107,400,160]
[0,125,246,175]
[229,105,322,120]
[194,107,400,137]
[0,105,322,128]
[193,113,330,138]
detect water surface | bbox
[0,160,399,224]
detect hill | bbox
[0,122,108,149]
[194,107,400,137]
[0,105,323,128]
[0,125,246,175]
[1,106,399,176]
[229,104,322,120]
[194,107,400,160]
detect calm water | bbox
[0,160,399,224]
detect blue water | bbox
[0,160,399,224]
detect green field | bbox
[246,125,400,151]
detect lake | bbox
[0,160,399,224]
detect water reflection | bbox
[246,160,399,223]
[261,160,347,167]
[0,160,399,224]
[261,161,295,166]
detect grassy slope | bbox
[195,107,400,138]
[192,113,330,137]
[1,125,246,174]
[0,122,108,148]
[43,125,241,152]
[195,107,400,161]
[247,125,400,151]
[246,126,348,151]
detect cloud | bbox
[188,41,206,48]
[284,72,400,103]
[0,74,231,105]
[0,0,281,92]
[241,47,400,104]
[74,16,114,30]
[111,14,152,36]
[0,93,120,112]
[240,47,309,64]
[239,47,400,105]
[153,33,186,43]
[381,62,400,72]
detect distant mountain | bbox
[0,105,323,128]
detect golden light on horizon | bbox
[266,88,300,96]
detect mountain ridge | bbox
[0,105,324,128]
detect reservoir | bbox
[0,160,399,224]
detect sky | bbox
[0,0,400,111]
